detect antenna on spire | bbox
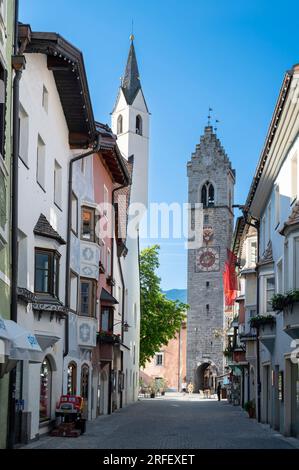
[207,107,213,126]
[130,20,135,41]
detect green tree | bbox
[139,245,188,367]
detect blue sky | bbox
[21,0,299,290]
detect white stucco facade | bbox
[17,52,74,440]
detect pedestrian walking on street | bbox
[217,382,222,401]
[187,382,194,395]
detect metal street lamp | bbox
[113,320,130,332]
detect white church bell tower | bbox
[111,35,149,210]
[111,36,150,404]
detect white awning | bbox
[0,315,12,357]
[0,316,11,341]
[3,320,43,363]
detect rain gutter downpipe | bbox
[64,135,101,358]
[8,0,25,449]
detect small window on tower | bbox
[136,115,142,135]
[206,281,210,288]
[42,86,49,112]
[117,115,123,134]
[204,214,209,225]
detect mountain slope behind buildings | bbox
[163,289,187,303]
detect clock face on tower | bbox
[195,246,220,272]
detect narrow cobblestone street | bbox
[23,394,299,449]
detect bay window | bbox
[79,278,96,317]
[35,249,60,298]
[81,206,95,242]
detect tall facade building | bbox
[186,125,235,392]
[235,64,299,438]
[0,0,16,449]
[111,36,150,402]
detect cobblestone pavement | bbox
[23,394,299,449]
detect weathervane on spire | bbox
[207,107,213,126]
[130,19,135,42]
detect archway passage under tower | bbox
[195,362,218,394]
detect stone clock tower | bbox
[186,125,235,391]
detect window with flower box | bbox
[100,307,113,333]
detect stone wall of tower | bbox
[186,126,235,389]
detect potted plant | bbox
[271,290,299,312]
[249,314,276,329]
[244,400,256,418]
[271,290,299,338]
[159,378,167,396]
[149,381,158,398]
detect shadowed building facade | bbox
[186,125,235,392]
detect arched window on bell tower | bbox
[117,115,123,134]
[136,115,142,135]
[201,181,215,207]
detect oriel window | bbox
[35,249,60,298]
[80,278,96,317]
[81,206,95,242]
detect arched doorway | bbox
[195,362,218,393]
[81,364,89,418]
[40,357,52,422]
[67,362,77,395]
